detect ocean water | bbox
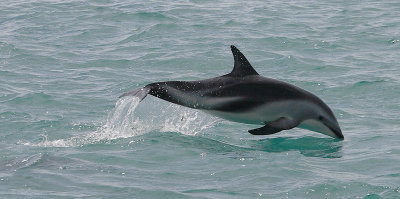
[1,0,399,198]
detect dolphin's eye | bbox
[318,116,324,121]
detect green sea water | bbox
[1,0,400,198]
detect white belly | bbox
[203,100,314,125]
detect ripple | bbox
[0,111,32,121]
[0,153,42,176]
[0,42,18,59]
[8,92,55,106]
[352,80,386,88]
[248,136,343,158]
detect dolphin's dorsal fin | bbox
[229,45,259,77]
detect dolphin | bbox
[120,45,344,139]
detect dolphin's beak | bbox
[325,122,344,140]
[331,127,344,140]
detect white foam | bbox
[23,97,219,147]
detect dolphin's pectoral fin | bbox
[267,117,299,130]
[248,117,299,135]
[248,125,282,135]
[119,87,150,102]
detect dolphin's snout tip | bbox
[334,129,344,140]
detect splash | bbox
[24,97,219,147]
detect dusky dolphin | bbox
[120,45,344,139]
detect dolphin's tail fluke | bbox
[119,87,150,102]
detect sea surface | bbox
[1,0,399,198]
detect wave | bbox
[0,153,43,176]
[7,92,54,105]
